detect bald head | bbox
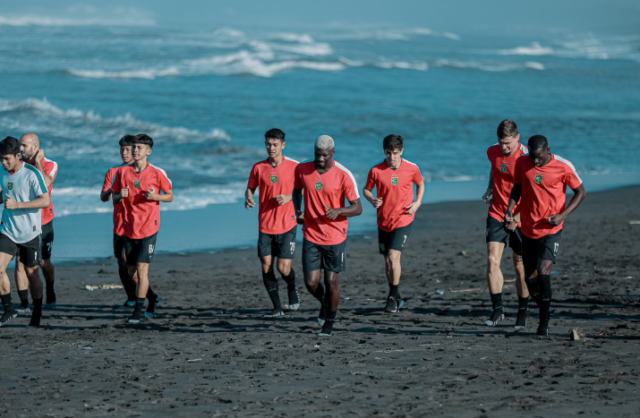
[20,133,40,146]
[19,133,40,161]
[315,135,334,150]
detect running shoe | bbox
[385,296,404,313]
[119,300,136,309]
[317,300,326,326]
[484,309,505,326]
[287,285,300,311]
[0,308,18,326]
[515,308,528,329]
[263,309,285,318]
[127,308,145,324]
[317,321,333,337]
[537,325,549,339]
[16,304,31,314]
[145,295,160,318]
[45,287,57,307]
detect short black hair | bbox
[265,128,285,141]
[383,134,404,151]
[0,136,20,156]
[132,134,154,148]
[119,134,135,147]
[497,120,518,139]
[528,135,548,151]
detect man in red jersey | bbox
[363,134,424,313]
[481,120,529,328]
[245,128,300,318]
[100,134,138,308]
[293,135,362,336]
[505,135,586,339]
[13,133,59,312]
[112,134,174,324]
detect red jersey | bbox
[247,156,299,235]
[514,154,583,239]
[364,159,423,232]
[111,163,173,239]
[22,157,58,225]
[294,160,360,246]
[102,165,126,236]
[487,143,528,222]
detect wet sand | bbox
[1,186,639,417]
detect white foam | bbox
[377,61,428,71]
[435,59,545,72]
[67,67,180,80]
[0,14,154,27]
[499,42,554,56]
[269,32,315,44]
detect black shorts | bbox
[378,223,412,255]
[522,230,562,277]
[0,233,41,268]
[485,216,522,256]
[125,232,158,266]
[302,239,346,273]
[41,221,54,260]
[257,226,297,259]
[113,234,126,259]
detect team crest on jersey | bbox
[391,176,399,186]
[315,180,323,191]
[534,174,543,184]
[7,182,12,190]
[500,163,507,173]
[134,181,141,188]
[270,173,278,183]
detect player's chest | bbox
[260,168,291,187]
[492,155,517,178]
[305,173,342,196]
[124,172,155,192]
[377,171,411,193]
[3,173,27,197]
[524,166,562,189]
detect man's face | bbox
[265,138,285,159]
[529,146,551,167]
[314,147,335,169]
[20,138,38,160]
[384,148,403,167]
[132,143,152,161]
[1,154,21,172]
[498,135,520,156]
[120,145,133,164]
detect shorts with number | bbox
[521,230,562,277]
[125,232,157,266]
[485,216,523,256]
[113,234,126,259]
[302,238,346,273]
[378,223,412,255]
[41,221,54,260]
[0,233,41,268]
[257,226,297,259]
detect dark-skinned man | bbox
[293,135,362,336]
[505,135,586,339]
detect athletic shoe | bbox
[484,309,505,326]
[385,296,402,313]
[537,325,549,339]
[0,308,18,326]
[263,309,285,318]
[28,309,42,327]
[145,295,160,318]
[287,285,300,311]
[317,322,334,337]
[515,308,528,329]
[317,331,332,337]
[317,300,326,326]
[118,300,136,309]
[127,308,145,324]
[16,304,31,314]
[549,306,554,314]
[45,288,56,307]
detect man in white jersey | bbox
[0,137,50,327]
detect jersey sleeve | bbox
[247,164,259,189]
[158,170,173,193]
[102,168,116,192]
[294,164,303,189]
[30,170,48,196]
[412,165,423,184]
[342,171,360,202]
[514,158,523,184]
[111,170,123,193]
[45,159,59,183]
[563,161,583,189]
[364,167,376,190]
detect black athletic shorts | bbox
[113,234,126,259]
[378,223,412,255]
[257,226,297,259]
[41,221,54,260]
[485,216,523,256]
[125,232,158,266]
[0,233,41,268]
[521,230,562,277]
[302,238,346,273]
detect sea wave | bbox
[434,59,545,72]
[499,42,554,56]
[0,14,155,27]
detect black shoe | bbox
[537,325,549,339]
[127,308,145,324]
[515,308,528,329]
[0,307,18,326]
[484,309,505,326]
[287,285,300,311]
[28,309,42,327]
[119,300,136,309]
[317,299,327,326]
[263,309,285,318]
[145,295,160,318]
[16,304,31,314]
[45,287,57,307]
[385,296,401,313]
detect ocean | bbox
[0,19,639,262]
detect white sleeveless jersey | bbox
[0,163,48,243]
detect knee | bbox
[487,255,501,271]
[25,268,40,281]
[388,252,401,266]
[277,261,290,276]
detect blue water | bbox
[0,20,638,261]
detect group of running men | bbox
[0,120,586,338]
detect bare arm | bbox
[100,189,112,202]
[274,193,292,206]
[324,198,362,220]
[5,193,50,210]
[35,151,53,188]
[293,188,304,223]
[405,181,425,215]
[146,188,173,203]
[245,187,256,209]
[482,170,493,203]
[363,187,382,208]
[504,183,522,223]
[548,184,586,226]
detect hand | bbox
[145,186,157,200]
[546,213,565,226]
[482,188,492,204]
[245,196,255,209]
[36,149,45,164]
[296,211,305,224]
[120,187,129,199]
[503,210,514,225]
[504,219,517,233]
[368,197,383,208]
[404,201,421,215]
[324,205,342,220]
[5,195,18,210]
[274,194,291,206]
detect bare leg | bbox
[135,263,150,299]
[40,258,54,285]
[384,250,402,286]
[0,252,17,323]
[14,257,30,308]
[513,252,528,298]
[260,255,282,312]
[486,242,505,294]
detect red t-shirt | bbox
[487,143,528,222]
[111,163,173,239]
[294,160,360,246]
[514,154,583,239]
[247,156,299,235]
[364,159,423,232]
[22,157,58,225]
[102,165,126,236]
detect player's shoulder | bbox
[149,163,172,180]
[296,159,315,171]
[23,163,46,181]
[251,159,270,170]
[283,156,300,165]
[401,158,420,171]
[334,160,357,180]
[518,143,528,155]
[487,143,501,155]
[369,159,386,172]
[552,154,578,171]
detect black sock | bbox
[518,296,529,310]
[32,297,43,312]
[390,284,401,299]
[46,281,55,292]
[490,292,503,312]
[525,277,542,307]
[262,271,282,310]
[146,287,157,302]
[537,274,552,327]
[322,310,337,333]
[282,269,296,288]
[18,289,29,306]
[119,266,136,301]
[1,293,13,312]
[135,298,145,312]
[311,283,325,302]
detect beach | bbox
[0,185,638,417]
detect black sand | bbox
[1,186,639,417]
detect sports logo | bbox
[391,176,399,186]
[315,179,323,191]
[270,174,278,183]
[500,163,507,173]
[7,182,12,190]
[149,244,155,254]
[134,181,141,188]
[534,174,543,184]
